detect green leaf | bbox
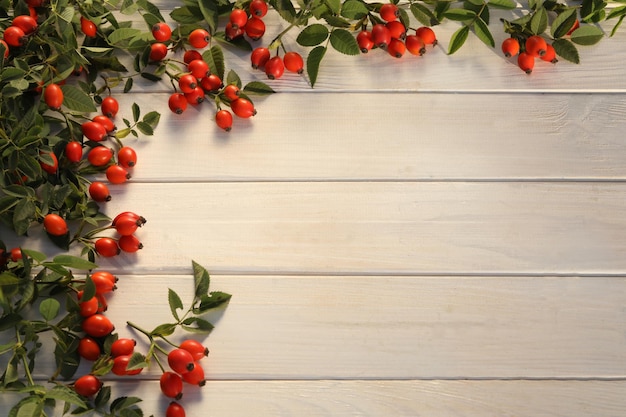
[132,103,140,122]
[198,0,219,33]
[125,353,148,371]
[110,396,143,412]
[197,291,232,311]
[411,3,439,26]
[181,316,214,333]
[82,275,97,301]
[108,28,142,45]
[340,0,369,19]
[124,78,134,93]
[297,24,330,47]
[610,14,625,37]
[21,249,47,263]
[443,8,476,21]
[60,85,97,113]
[44,386,87,408]
[530,7,548,35]
[243,81,276,96]
[269,0,298,23]
[14,399,43,417]
[473,18,494,47]
[203,46,225,81]
[551,8,579,38]
[329,29,361,55]
[448,25,470,54]
[488,0,516,9]
[0,272,22,286]
[170,6,203,23]
[136,121,154,135]
[226,69,242,88]
[607,5,626,20]
[51,255,97,270]
[192,260,210,297]
[570,25,604,45]
[324,15,352,28]
[552,38,580,63]
[39,298,60,321]
[150,322,177,337]
[168,288,183,320]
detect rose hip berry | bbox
[379,3,399,22]
[265,56,284,80]
[416,26,437,45]
[82,314,115,337]
[387,38,406,58]
[40,151,58,174]
[101,96,119,118]
[249,0,268,17]
[4,26,26,47]
[82,121,108,142]
[160,372,184,399]
[525,35,547,57]
[152,22,172,42]
[111,338,136,357]
[223,84,240,101]
[356,31,374,53]
[106,165,130,184]
[188,28,210,48]
[517,51,535,74]
[215,109,233,131]
[284,52,304,74]
[188,59,210,79]
[229,9,248,30]
[150,43,168,61]
[371,24,392,49]
[386,20,406,40]
[501,37,520,58]
[117,146,137,168]
[168,93,188,114]
[540,43,558,63]
[87,146,114,167]
[405,35,426,56]
[43,213,68,236]
[182,362,206,386]
[168,348,195,374]
[180,339,209,361]
[245,17,265,40]
[251,47,271,69]
[65,141,83,163]
[13,15,38,35]
[92,115,115,133]
[78,337,101,361]
[183,50,202,64]
[200,74,224,92]
[94,237,120,257]
[178,74,198,94]
[74,375,102,397]
[81,17,97,37]
[166,402,186,417]
[230,98,256,118]
[89,181,111,202]
[118,234,143,253]
[44,83,64,110]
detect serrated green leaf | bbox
[60,85,97,113]
[530,7,548,34]
[552,8,579,38]
[448,25,470,54]
[226,69,242,88]
[552,38,580,63]
[570,25,604,45]
[269,0,298,23]
[340,0,369,19]
[168,288,183,320]
[488,0,516,9]
[170,6,203,23]
[329,29,361,55]
[444,8,476,21]
[44,386,87,408]
[39,298,60,321]
[51,255,97,270]
[143,111,161,128]
[243,81,276,95]
[132,103,140,122]
[297,24,330,46]
[473,18,494,47]
[108,28,142,45]
[136,121,154,135]
[324,15,352,28]
[181,316,214,333]
[150,322,177,337]
[192,260,210,297]
[203,46,225,81]
[125,353,148,371]
[411,3,439,26]
[197,291,232,311]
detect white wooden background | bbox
[3,2,626,415]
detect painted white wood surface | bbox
[3,3,626,416]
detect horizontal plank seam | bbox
[29,377,626,383]
[117,271,626,278]
[126,178,626,184]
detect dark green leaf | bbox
[473,18,494,47]
[340,0,369,19]
[125,353,148,371]
[448,25,470,54]
[226,69,242,88]
[552,38,580,63]
[530,7,548,34]
[124,78,134,93]
[329,29,361,55]
[551,8,578,38]
[108,28,142,45]
[488,0,516,9]
[0,272,22,286]
[136,121,154,135]
[44,386,87,408]
[39,298,60,321]
[143,111,161,128]
[51,255,97,270]
[195,291,232,312]
[444,8,476,21]
[168,288,183,320]
[570,25,604,45]
[203,46,225,81]
[150,322,177,337]
[324,15,352,28]
[60,85,97,113]
[269,0,298,23]
[306,45,326,87]
[411,3,439,26]
[610,14,625,37]
[132,103,140,122]
[192,260,210,297]
[243,81,276,95]
[181,316,214,333]
[297,24,330,47]
[170,6,204,23]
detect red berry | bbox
[387,38,406,58]
[405,34,426,56]
[230,98,256,118]
[540,43,557,63]
[0,40,9,59]
[225,22,245,41]
[106,165,130,184]
[356,31,374,53]
[90,273,116,294]
[92,115,116,133]
[78,293,99,317]
[501,37,520,58]
[215,109,233,131]
[166,402,186,417]
[179,339,209,361]
[40,151,58,174]
[82,121,108,142]
[112,354,142,376]
[188,28,210,48]
[118,234,143,253]
[283,51,304,74]
[87,146,114,167]
[168,348,195,374]
[184,87,204,105]
[78,337,101,361]
[44,83,64,110]
[200,74,223,92]
[91,270,117,285]
[81,17,97,37]
[178,74,198,94]
[101,96,119,118]
[566,19,580,36]
[223,84,240,101]
[160,372,184,399]
[249,0,268,17]
[229,9,248,30]
[379,3,399,22]
[518,51,535,74]
[265,56,284,80]
[168,93,188,114]
[13,15,38,35]
[181,362,205,386]
[183,50,203,64]
[113,211,146,227]
[4,26,26,47]
[117,146,137,168]
[43,213,68,236]
[111,338,136,357]
[371,24,391,49]
[114,215,140,236]
[525,35,547,57]
[94,237,120,257]
[74,375,102,397]
[187,59,210,79]
[82,314,114,337]
[415,26,437,45]
[245,17,265,40]
[150,42,168,61]
[152,22,172,42]
[251,47,270,69]
[89,181,111,202]
[10,247,22,262]
[386,21,406,40]
[65,141,83,163]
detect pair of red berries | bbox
[250,48,304,79]
[501,35,557,74]
[3,14,38,47]
[94,212,145,257]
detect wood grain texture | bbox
[4,380,626,416]
[26,275,626,379]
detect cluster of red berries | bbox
[224,0,269,42]
[159,342,210,417]
[501,34,559,74]
[1,9,38,51]
[93,211,147,257]
[356,4,438,58]
[250,47,304,79]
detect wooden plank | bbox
[6,182,626,275]
[8,378,626,416]
[103,92,626,181]
[27,275,626,379]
